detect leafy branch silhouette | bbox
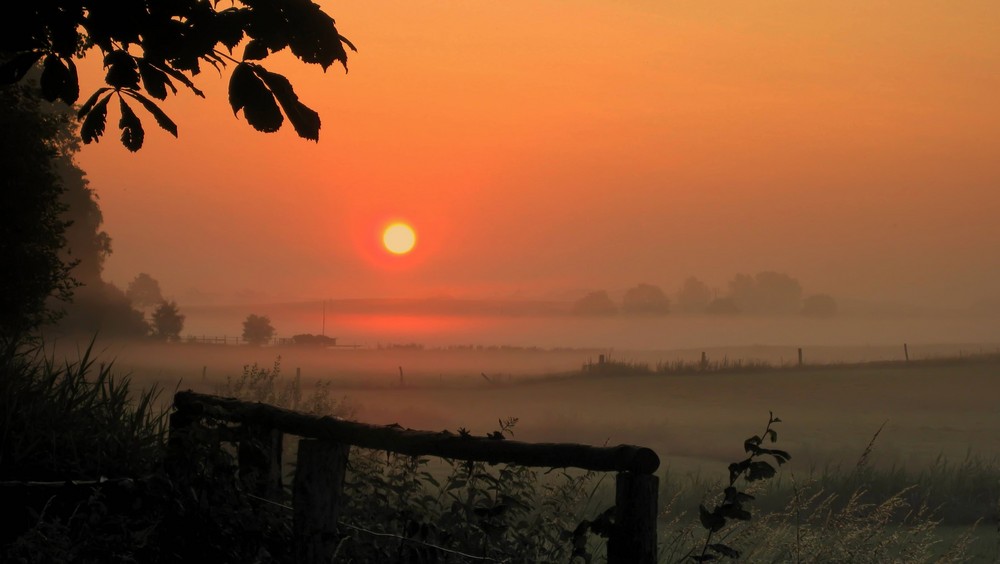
[1,0,356,150]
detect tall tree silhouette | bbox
[0,85,77,344]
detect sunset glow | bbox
[383,223,416,255]
[11,3,999,556]
[68,0,999,308]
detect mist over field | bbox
[55,302,1000,474]
[6,0,1000,560]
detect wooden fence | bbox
[182,335,280,346]
[167,390,661,564]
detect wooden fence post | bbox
[608,471,658,564]
[294,439,350,564]
[238,425,284,499]
[164,407,197,479]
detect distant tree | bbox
[676,277,713,313]
[729,271,803,314]
[801,294,838,318]
[1,0,355,150]
[291,334,336,346]
[242,314,275,346]
[705,297,740,315]
[56,282,150,338]
[621,283,671,315]
[754,271,803,313]
[126,273,164,309]
[0,84,78,345]
[571,291,618,316]
[151,300,184,340]
[728,273,756,312]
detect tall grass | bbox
[0,341,167,480]
[1,340,174,562]
[4,345,995,562]
[581,355,788,377]
[204,357,1000,562]
[658,453,1000,529]
[654,430,998,563]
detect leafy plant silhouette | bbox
[690,412,790,562]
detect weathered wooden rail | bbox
[168,390,660,563]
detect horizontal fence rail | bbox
[169,390,660,564]
[173,390,660,475]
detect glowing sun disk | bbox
[383,223,416,254]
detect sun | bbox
[382,222,417,254]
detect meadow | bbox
[87,338,1000,468]
[31,333,1000,561]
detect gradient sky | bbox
[73,0,1000,307]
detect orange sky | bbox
[73,0,1000,307]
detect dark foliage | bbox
[0,85,78,345]
[622,283,671,315]
[572,290,618,316]
[57,147,112,287]
[54,281,150,338]
[676,276,713,313]
[690,412,790,562]
[1,0,356,150]
[290,333,337,346]
[242,313,275,346]
[0,342,166,483]
[729,272,803,315]
[126,273,164,309]
[151,300,184,341]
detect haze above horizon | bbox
[73,1,1000,311]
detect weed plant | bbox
[336,421,604,563]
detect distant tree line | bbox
[572,273,837,318]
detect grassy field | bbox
[324,355,1000,470]
[47,339,1000,561]
[99,339,1000,497]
